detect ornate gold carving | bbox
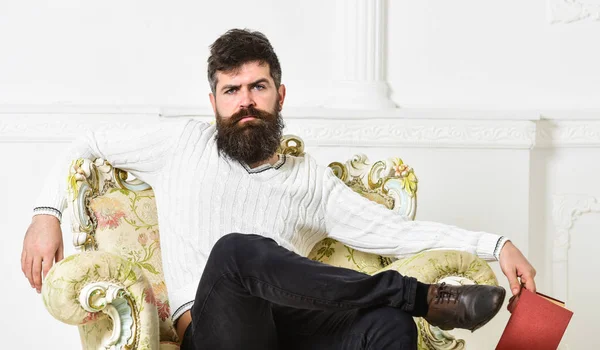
[67,159,84,199]
[278,135,305,156]
[87,288,107,311]
[79,282,138,349]
[115,168,128,185]
[327,162,348,182]
[69,156,157,252]
[124,293,140,350]
[328,153,418,220]
[367,160,387,190]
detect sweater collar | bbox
[240,154,287,174]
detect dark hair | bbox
[207,28,282,94]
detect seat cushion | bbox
[308,238,387,274]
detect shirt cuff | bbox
[475,233,505,261]
[493,236,511,261]
[172,301,194,323]
[33,207,62,223]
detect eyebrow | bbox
[220,78,271,93]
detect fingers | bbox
[523,277,537,294]
[506,267,522,296]
[56,242,64,262]
[22,251,34,288]
[32,256,42,293]
[521,269,537,294]
[21,249,27,275]
[25,258,35,288]
[507,294,520,313]
[42,255,53,279]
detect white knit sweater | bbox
[34,118,507,320]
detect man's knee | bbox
[212,232,246,252]
[208,233,273,266]
[210,233,248,262]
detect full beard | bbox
[215,103,285,165]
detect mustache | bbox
[229,106,273,124]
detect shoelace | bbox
[434,282,460,304]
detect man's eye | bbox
[254,85,265,91]
[224,89,236,95]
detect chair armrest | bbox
[378,250,499,350]
[42,251,160,350]
[379,250,498,286]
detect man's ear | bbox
[277,84,286,111]
[209,93,217,115]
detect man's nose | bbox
[238,88,255,109]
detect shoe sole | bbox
[469,287,506,333]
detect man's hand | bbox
[499,240,536,296]
[21,215,64,293]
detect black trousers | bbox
[179,233,419,350]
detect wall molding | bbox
[548,0,600,23]
[552,195,600,302]
[2,105,600,148]
[551,194,600,349]
[0,104,160,115]
[0,114,163,143]
[0,111,536,148]
[0,105,541,120]
[536,120,600,148]
[284,118,535,149]
[160,106,542,121]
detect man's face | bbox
[210,61,286,165]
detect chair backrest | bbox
[69,135,418,343]
[278,136,419,273]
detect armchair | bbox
[42,135,499,350]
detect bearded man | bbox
[22,29,536,350]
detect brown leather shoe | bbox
[424,282,506,332]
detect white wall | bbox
[0,0,337,107]
[387,0,600,109]
[531,146,600,348]
[0,142,81,348]
[1,1,599,349]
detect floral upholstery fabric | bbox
[42,163,498,350]
[307,238,390,274]
[79,185,392,347]
[87,187,178,344]
[43,252,160,349]
[307,180,395,273]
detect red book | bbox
[496,288,573,350]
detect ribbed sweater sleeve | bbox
[321,168,505,261]
[33,118,192,221]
